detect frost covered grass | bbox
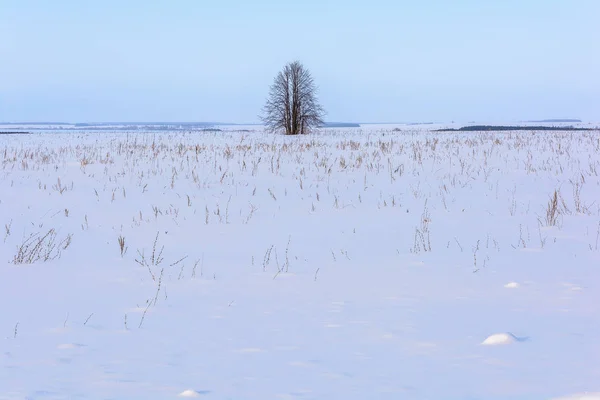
[1,127,600,399]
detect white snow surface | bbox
[1,126,600,399]
[552,394,600,400]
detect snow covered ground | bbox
[1,126,599,399]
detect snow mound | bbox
[482,333,518,345]
[57,343,85,350]
[504,282,520,289]
[551,393,600,400]
[179,389,201,397]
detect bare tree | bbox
[261,61,325,135]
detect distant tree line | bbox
[436,125,593,132]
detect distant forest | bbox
[436,125,594,132]
[320,122,361,128]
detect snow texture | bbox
[1,124,600,399]
[552,394,600,400]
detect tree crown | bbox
[261,61,325,135]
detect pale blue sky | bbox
[1,0,599,123]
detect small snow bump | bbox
[504,282,520,289]
[563,283,584,292]
[57,343,85,350]
[179,389,201,397]
[482,333,518,346]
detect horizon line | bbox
[0,118,587,126]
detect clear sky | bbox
[1,0,599,123]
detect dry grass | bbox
[545,189,560,227]
[13,228,72,265]
[2,128,599,312]
[135,232,164,281]
[118,235,127,257]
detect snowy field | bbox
[1,126,600,399]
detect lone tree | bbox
[261,61,325,135]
